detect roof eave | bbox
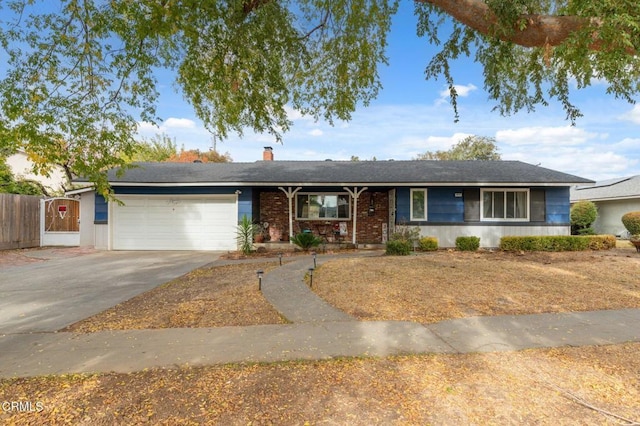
[108,181,584,187]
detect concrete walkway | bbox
[0,252,639,378]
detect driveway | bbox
[0,249,218,334]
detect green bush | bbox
[575,226,595,235]
[390,225,421,244]
[456,236,480,251]
[290,232,322,251]
[418,237,438,251]
[236,215,258,255]
[385,239,412,255]
[621,211,640,235]
[499,235,616,252]
[570,201,598,235]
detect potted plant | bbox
[253,223,265,243]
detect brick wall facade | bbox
[258,190,389,244]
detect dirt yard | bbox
[63,262,288,332]
[313,248,640,323]
[2,248,640,424]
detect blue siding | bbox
[396,187,463,224]
[94,194,108,223]
[395,187,411,223]
[237,188,253,222]
[545,187,570,224]
[395,186,571,225]
[428,188,464,222]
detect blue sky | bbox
[136,2,640,182]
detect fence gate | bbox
[41,197,80,246]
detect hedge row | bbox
[500,235,616,252]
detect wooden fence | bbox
[0,193,41,250]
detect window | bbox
[481,189,529,221]
[410,189,427,221]
[296,193,350,219]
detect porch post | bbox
[343,186,368,245]
[278,186,302,243]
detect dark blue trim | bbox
[114,186,239,195]
[94,194,108,223]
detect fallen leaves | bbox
[1,344,639,424]
[312,249,640,323]
[63,262,286,332]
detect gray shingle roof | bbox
[85,160,592,186]
[570,175,640,201]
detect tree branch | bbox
[242,0,272,16]
[420,0,600,48]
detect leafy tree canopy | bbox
[0,157,46,195]
[125,134,178,163]
[415,135,501,160]
[124,133,231,162]
[1,1,639,194]
[167,148,232,163]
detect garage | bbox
[112,195,237,250]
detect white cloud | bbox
[284,105,313,122]
[163,117,197,129]
[308,128,323,137]
[136,121,159,133]
[497,126,598,146]
[439,84,477,99]
[619,104,640,124]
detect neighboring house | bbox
[70,147,592,250]
[7,151,67,194]
[570,175,640,237]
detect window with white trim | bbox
[481,189,529,221]
[296,193,350,219]
[410,189,427,221]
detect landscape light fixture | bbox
[278,252,282,266]
[311,251,317,268]
[308,267,314,288]
[257,269,264,291]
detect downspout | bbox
[343,186,368,246]
[278,186,302,243]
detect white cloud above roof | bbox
[496,126,598,146]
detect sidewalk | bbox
[0,252,639,378]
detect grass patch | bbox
[63,262,286,332]
[1,343,639,424]
[312,249,640,323]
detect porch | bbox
[255,187,393,245]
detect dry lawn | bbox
[4,248,639,424]
[1,343,639,425]
[63,262,287,332]
[313,249,640,324]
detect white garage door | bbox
[112,195,237,250]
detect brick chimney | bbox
[263,146,274,161]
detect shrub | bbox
[456,236,480,251]
[586,235,617,250]
[621,211,640,235]
[385,239,412,255]
[570,201,598,235]
[236,215,258,255]
[391,225,421,245]
[499,235,616,252]
[418,237,438,251]
[290,232,322,251]
[575,227,595,235]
